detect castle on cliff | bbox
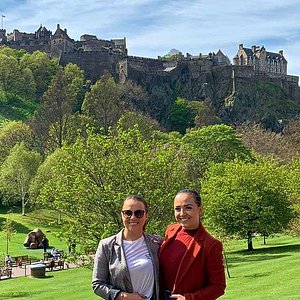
[0,24,298,93]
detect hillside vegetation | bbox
[0,45,300,253]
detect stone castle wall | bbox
[60,50,126,82]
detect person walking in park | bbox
[92,195,163,300]
[41,237,48,253]
[159,189,226,300]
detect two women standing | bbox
[92,190,226,300]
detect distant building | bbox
[0,24,127,61]
[0,25,298,90]
[233,44,287,75]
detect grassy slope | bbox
[0,207,69,260]
[223,235,300,299]
[1,208,300,299]
[0,95,38,124]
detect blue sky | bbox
[1,0,300,77]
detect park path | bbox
[7,261,77,279]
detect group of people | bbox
[92,189,226,300]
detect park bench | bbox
[43,251,65,271]
[10,255,31,267]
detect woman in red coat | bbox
[159,189,226,300]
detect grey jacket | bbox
[92,230,163,300]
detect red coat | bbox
[159,223,226,300]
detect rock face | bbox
[23,228,48,249]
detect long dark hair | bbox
[176,189,202,207]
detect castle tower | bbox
[0,28,6,43]
[50,24,74,58]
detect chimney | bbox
[251,45,256,52]
[57,24,60,30]
[279,50,283,56]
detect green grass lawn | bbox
[1,207,300,299]
[222,235,300,299]
[0,207,69,261]
[0,267,98,300]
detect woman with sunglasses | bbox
[92,195,163,300]
[159,189,226,300]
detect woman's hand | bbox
[117,292,146,300]
[171,294,186,300]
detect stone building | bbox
[233,44,287,75]
[51,24,75,58]
[0,24,127,60]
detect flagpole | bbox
[1,15,5,30]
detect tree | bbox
[0,142,41,215]
[148,83,174,125]
[0,47,36,100]
[32,126,191,251]
[16,67,36,100]
[30,148,67,223]
[82,73,122,134]
[0,53,19,94]
[63,63,86,112]
[182,124,253,179]
[30,68,78,153]
[117,111,163,139]
[0,120,33,165]
[20,50,59,100]
[285,156,300,235]
[118,80,149,113]
[202,158,294,250]
[2,215,16,255]
[168,97,194,134]
[194,100,222,128]
[237,123,297,163]
[283,116,300,153]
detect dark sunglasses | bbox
[121,209,145,219]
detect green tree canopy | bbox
[182,124,253,179]
[285,156,300,235]
[0,142,41,214]
[0,53,19,95]
[0,120,33,165]
[63,63,85,112]
[30,68,79,153]
[82,73,121,134]
[168,97,195,134]
[117,111,163,139]
[32,126,191,251]
[20,50,59,100]
[202,157,294,250]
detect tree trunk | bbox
[57,210,62,225]
[22,195,26,216]
[247,231,253,250]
